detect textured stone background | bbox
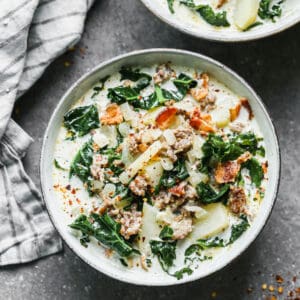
[2,1,300,299]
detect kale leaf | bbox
[200,133,265,172]
[159,226,174,240]
[173,73,197,97]
[69,140,94,193]
[63,105,100,138]
[196,182,229,204]
[107,86,140,105]
[54,159,67,171]
[155,157,189,192]
[119,67,152,92]
[258,0,284,21]
[172,267,193,280]
[228,215,250,244]
[70,213,138,257]
[167,0,175,13]
[196,5,230,27]
[150,240,177,272]
[242,158,264,187]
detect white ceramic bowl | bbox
[140,0,300,42]
[40,49,280,286]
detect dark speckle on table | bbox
[7,0,300,299]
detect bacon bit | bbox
[189,108,215,133]
[236,151,252,164]
[217,0,227,8]
[240,98,254,120]
[201,73,209,88]
[215,160,240,183]
[229,102,242,122]
[168,182,186,197]
[155,107,178,129]
[262,161,268,174]
[100,103,123,125]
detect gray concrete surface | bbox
[1,0,299,299]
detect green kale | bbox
[54,159,67,171]
[91,75,110,98]
[196,5,230,27]
[200,133,265,172]
[167,0,175,13]
[178,1,230,27]
[173,73,197,97]
[107,86,140,105]
[150,240,177,272]
[228,215,250,244]
[70,213,138,257]
[242,158,264,187]
[196,182,229,204]
[63,104,100,138]
[155,157,189,192]
[258,0,284,21]
[172,267,193,280]
[119,67,152,92]
[159,226,174,240]
[69,140,94,193]
[179,0,196,8]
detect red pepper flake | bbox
[68,200,73,206]
[76,198,81,204]
[71,188,76,194]
[275,275,284,284]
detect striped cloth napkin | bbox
[0,0,93,266]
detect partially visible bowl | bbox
[40,49,280,285]
[140,0,300,42]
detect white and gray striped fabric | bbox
[0,0,94,266]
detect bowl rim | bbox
[140,0,300,42]
[40,48,281,286]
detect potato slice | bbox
[143,161,163,187]
[138,203,161,255]
[119,141,163,184]
[234,0,259,30]
[211,106,231,128]
[188,203,229,242]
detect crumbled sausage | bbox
[129,175,148,196]
[118,205,142,240]
[90,154,107,180]
[153,191,173,210]
[171,216,193,240]
[228,186,247,215]
[173,128,193,153]
[128,132,142,155]
[153,63,176,84]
